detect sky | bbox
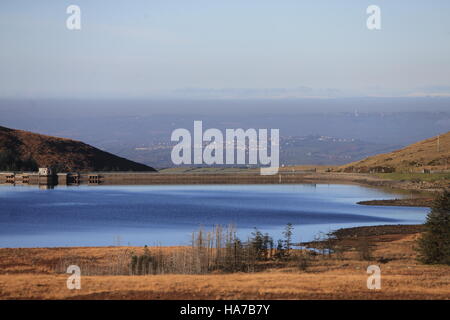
[1,0,450,99]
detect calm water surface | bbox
[0,184,428,247]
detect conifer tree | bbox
[417,190,450,265]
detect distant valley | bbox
[1,99,449,169]
[123,135,398,168]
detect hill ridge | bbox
[339,131,450,172]
[0,125,156,172]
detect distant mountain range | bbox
[0,126,155,172]
[339,131,450,172]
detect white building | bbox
[38,168,53,176]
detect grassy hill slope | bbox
[339,131,450,173]
[0,126,156,172]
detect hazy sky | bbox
[1,0,450,99]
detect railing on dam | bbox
[0,171,319,187]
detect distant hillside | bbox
[339,131,450,173]
[0,126,156,172]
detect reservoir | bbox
[0,184,428,248]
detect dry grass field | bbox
[0,227,449,300]
[339,131,450,173]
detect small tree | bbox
[356,237,372,261]
[283,223,294,255]
[274,239,285,260]
[249,228,272,261]
[417,190,450,265]
[263,233,274,259]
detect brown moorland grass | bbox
[0,229,449,300]
[0,125,155,172]
[339,131,450,173]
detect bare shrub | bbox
[130,224,298,275]
[296,251,311,271]
[356,237,372,261]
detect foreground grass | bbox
[2,263,449,300]
[0,227,449,300]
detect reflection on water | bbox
[0,184,428,247]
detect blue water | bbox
[0,184,428,247]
